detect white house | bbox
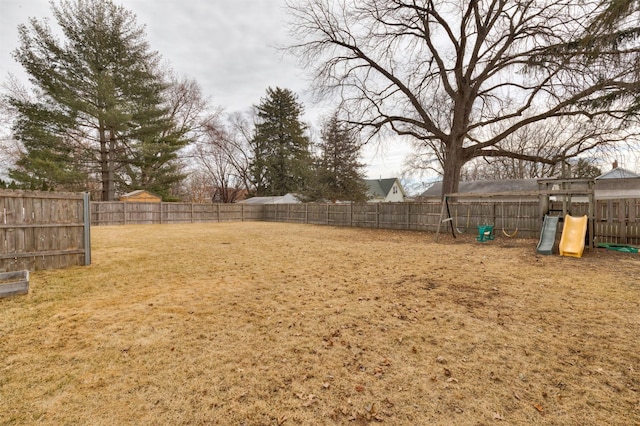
[364,178,406,202]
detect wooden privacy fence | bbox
[91,198,640,245]
[3,193,634,273]
[91,202,263,225]
[264,202,543,238]
[0,190,91,272]
[594,198,640,246]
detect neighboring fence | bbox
[264,201,543,238]
[594,198,640,246]
[91,202,263,225]
[91,198,640,245]
[0,190,91,272]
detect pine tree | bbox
[249,87,312,196]
[572,159,602,179]
[308,113,368,202]
[9,0,188,200]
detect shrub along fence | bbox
[0,189,91,272]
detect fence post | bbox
[376,203,380,228]
[406,203,410,229]
[350,203,353,227]
[123,202,127,225]
[492,201,497,227]
[83,192,91,266]
[620,200,627,244]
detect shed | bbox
[119,190,162,203]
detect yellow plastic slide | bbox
[559,215,588,258]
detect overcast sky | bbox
[0,0,412,181]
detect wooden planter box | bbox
[0,270,29,298]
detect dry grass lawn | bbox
[1,222,639,425]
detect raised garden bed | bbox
[0,270,29,298]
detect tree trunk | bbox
[99,124,111,201]
[107,130,116,201]
[440,142,465,200]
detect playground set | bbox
[435,178,638,257]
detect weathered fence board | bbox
[1,190,90,272]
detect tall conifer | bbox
[9,0,187,199]
[250,87,311,196]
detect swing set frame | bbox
[435,178,596,248]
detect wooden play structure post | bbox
[537,178,595,250]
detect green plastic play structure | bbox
[476,224,495,242]
[596,243,639,253]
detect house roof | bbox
[120,189,161,199]
[364,178,405,198]
[421,179,539,198]
[239,193,301,204]
[595,167,640,180]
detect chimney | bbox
[612,160,618,170]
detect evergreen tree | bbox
[572,159,603,179]
[9,99,88,191]
[249,87,312,196]
[119,94,188,201]
[307,113,368,202]
[9,0,188,200]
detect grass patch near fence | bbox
[1,222,639,425]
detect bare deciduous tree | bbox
[409,115,635,180]
[188,112,253,203]
[288,0,640,197]
[0,77,26,179]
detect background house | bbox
[419,179,539,202]
[119,190,161,203]
[364,178,406,202]
[419,162,640,202]
[594,162,640,199]
[239,193,301,204]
